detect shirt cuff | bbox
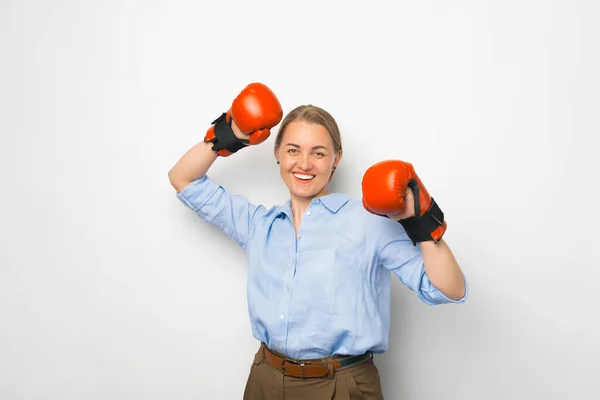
[418,272,469,306]
[175,175,220,213]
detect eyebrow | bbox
[285,143,329,151]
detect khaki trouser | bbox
[243,345,384,400]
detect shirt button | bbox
[279,345,283,350]
[285,285,290,292]
[280,314,285,320]
[297,235,302,239]
[306,211,312,216]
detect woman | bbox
[168,83,468,399]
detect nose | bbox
[298,153,311,171]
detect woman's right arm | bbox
[168,140,218,193]
[168,83,282,249]
[168,82,282,193]
[168,120,250,192]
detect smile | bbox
[293,173,315,183]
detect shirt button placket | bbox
[283,218,304,353]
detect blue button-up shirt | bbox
[177,175,467,360]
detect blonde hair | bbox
[274,105,342,153]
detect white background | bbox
[1,0,599,399]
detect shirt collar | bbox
[281,193,351,215]
[317,193,351,213]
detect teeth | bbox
[293,173,315,180]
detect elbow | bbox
[446,288,466,302]
[443,275,467,301]
[168,168,178,190]
[168,169,187,193]
[442,280,468,302]
[427,278,467,303]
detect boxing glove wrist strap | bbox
[399,198,444,244]
[206,112,248,154]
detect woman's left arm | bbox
[362,159,468,302]
[419,240,466,301]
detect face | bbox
[275,120,341,202]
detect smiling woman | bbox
[168,84,467,400]
[273,105,343,230]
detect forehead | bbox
[282,121,333,148]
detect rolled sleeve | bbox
[175,175,264,249]
[416,271,469,306]
[176,175,219,212]
[377,216,468,306]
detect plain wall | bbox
[1,0,599,399]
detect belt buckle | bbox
[281,357,311,378]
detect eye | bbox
[314,152,326,157]
[287,148,298,154]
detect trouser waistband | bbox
[261,344,373,379]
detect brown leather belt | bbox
[262,345,373,378]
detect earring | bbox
[332,166,336,170]
[277,161,280,165]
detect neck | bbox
[289,187,330,218]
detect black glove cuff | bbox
[207,113,248,154]
[398,198,444,244]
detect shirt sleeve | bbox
[376,217,468,306]
[175,175,266,249]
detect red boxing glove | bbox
[361,160,446,245]
[204,82,283,157]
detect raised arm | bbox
[362,159,467,302]
[168,140,219,193]
[168,82,283,192]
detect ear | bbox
[334,150,343,166]
[273,146,280,164]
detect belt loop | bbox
[326,357,334,379]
